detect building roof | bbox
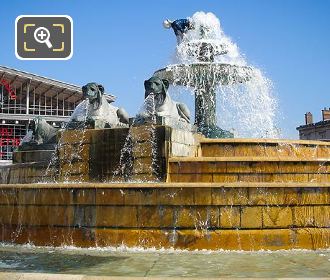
[0,65,116,104]
[296,119,330,131]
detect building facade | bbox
[0,65,115,164]
[296,109,330,141]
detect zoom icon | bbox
[15,15,73,60]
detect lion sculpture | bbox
[137,76,190,123]
[68,82,129,129]
[19,117,59,150]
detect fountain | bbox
[0,12,329,252]
[157,12,277,138]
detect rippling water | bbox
[0,244,329,277]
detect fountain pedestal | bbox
[195,86,233,138]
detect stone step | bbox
[168,157,330,183]
[169,157,330,173]
[199,138,330,159]
[168,172,330,183]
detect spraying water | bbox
[157,11,279,138]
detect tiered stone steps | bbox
[168,139,330,183]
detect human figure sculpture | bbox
[163,18,193,43]
[138,76,190,123]
[68,82,129,129]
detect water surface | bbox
[0,244,329,278]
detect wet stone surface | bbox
[0,245,329,278]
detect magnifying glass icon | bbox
[34,27,53,49]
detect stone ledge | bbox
[169,156,330,162]
[200,138,330,146]
[0,272,231,280]
[0,182,330,188]
[0,227,329,250]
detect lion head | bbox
[144,77,169,106]
[82,82,104,109]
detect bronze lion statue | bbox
[68,82,129,129]
[137,76,190,123]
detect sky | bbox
[1,0,330,138]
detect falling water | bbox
[113,94,160,182]
[167,11,279,138]
[43,99,90,183]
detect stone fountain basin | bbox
[0,128,329,250]
[154,63,254,88]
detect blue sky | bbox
[1,0,329,138]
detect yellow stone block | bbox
[58,144,89,162]
[49,205,74,226]
[291,228,315,250]
[137,206,174,228]
[313,206,330,227]
[308,173,330,183]
[292,206,314,227]
[95,189,124,205]
[157,188,194,205]
[124,188,157,205]
[276,143,294,157]
[212,174,238,183]
[293,145,318,158]
[209,229,293,251]
[96,206,137,227]
[213,162,227,173]
[284,188,300,205]
[0,205,18,224]
[176,207,195,228]
[61,162,89,175]
[226,162,252,173]
[72,189,95,204]
[59,174,89,182]
[194,188,212,205]
[212,188,249,206]
[273,173,309,183]
[241,207,262,228]
[238,174,273,183]
[201,144,234,157]
[233,144,265,157]
[219,206,240,228]
[253,162,279,173]
[158,207,174,228]
[16,205,74,226]
[0,190,17,204]
[190,206,219,228]
[248,187,285,205]
[18,189,73,205]
[317,146,330,158]
[58,130,91,145]
[300,188,329,205]
[132,142,153,158]
[278,162,304,173]
[264,145,279,157]
[130,126,154,141]
[132,159,153,174]
[263,206,293,228]
[168,162,179,174]
[296,228,330,250]
[130,173,159,182]
[169,173,213,183]
[175,162,200,174]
